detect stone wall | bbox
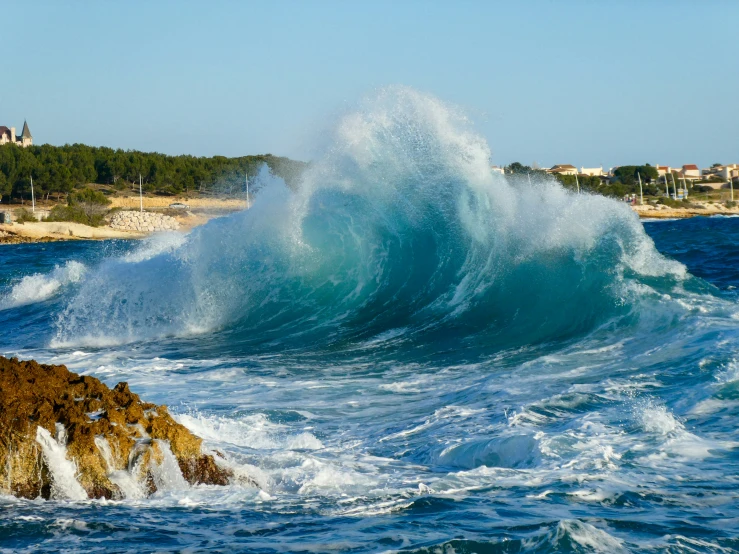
[110,210,180,232]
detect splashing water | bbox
[93,436,147,499]
[1,88,738,552]
[1,261,86,310]
[35,425,87,501]
[149,440,189,493]
[52,87,684,355]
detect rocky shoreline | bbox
[0,229,62,244]
[0,222,146,244]
[631,202,739,219]
[0,206,221,244]
[0,356,231,500]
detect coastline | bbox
[1,197,736,244]
[0,196,246,244]
[0,221,146,243]
[632,203,739,219]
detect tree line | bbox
[503,162,663,197]
[0,143,309,203]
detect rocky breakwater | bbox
[0,356,231,500]
[109,210,180,232]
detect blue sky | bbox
[2,1,737,169]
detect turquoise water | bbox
[1,89,738,553]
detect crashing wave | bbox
[53,87,685,353]
[1,261,86,310]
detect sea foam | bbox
[1,261,86,310]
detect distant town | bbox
[1,118,735,206]
[491,163,738,190]
[491,161,739,217]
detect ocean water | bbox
[1,89,738,553]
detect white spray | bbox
[149,440,188,492]
[35,424,88,501]
[94,436,147,499]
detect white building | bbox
[655,165,671,177]
[703,164,739,181]
[490,165,505,175]
[681,164,700,179]
[579,167,603,177]
[0,121,32,147]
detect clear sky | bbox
[2,1,737,169]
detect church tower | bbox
[19,120,32,147]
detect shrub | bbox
[14,208,37,223]
[44,187,113,226]
[44,204,107,227]
[657,197,700,209]
[69,188,111,206]
[726,201,736,209]
[693,185,716,193]
[657,197,681,208]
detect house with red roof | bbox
[546,164,578,176]
[682,164,700,178]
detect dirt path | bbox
[109,196,247,210]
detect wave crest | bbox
[1,261,86,310]
[53,87,684,353]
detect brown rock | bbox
[0,356,232,499]
[0,231,61,244]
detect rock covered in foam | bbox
[0,356,231,499]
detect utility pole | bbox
[575,173,580,193]
[731,176,735,202]
[139,174,143,212]
[30,175,35,213]
[637,172,644,205]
